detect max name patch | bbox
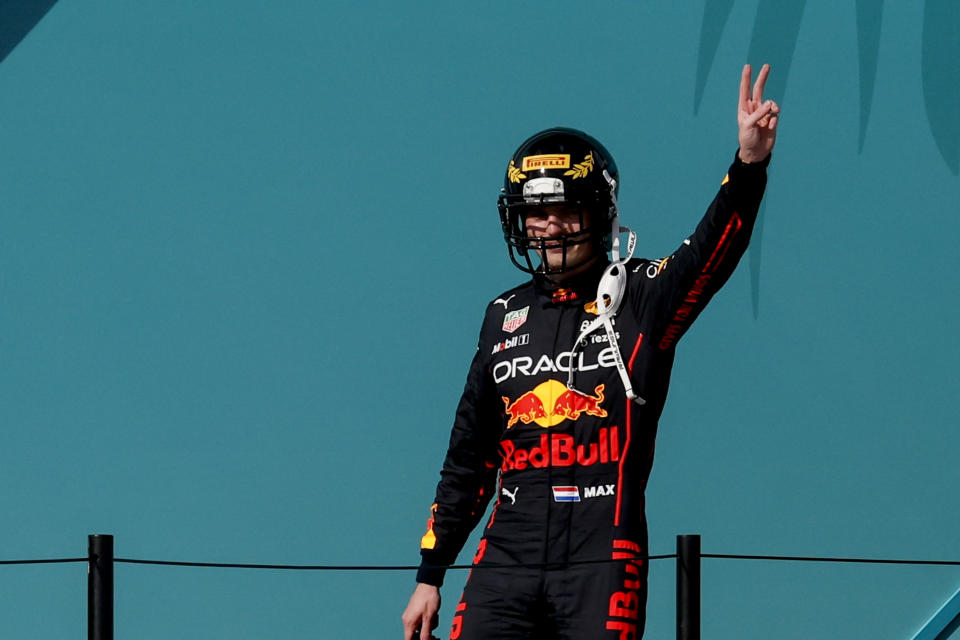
[522,154,570,171]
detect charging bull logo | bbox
[502,379,607,428]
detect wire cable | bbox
[0,558,86,565]
[703,553,960,566]
[115,554,678,571]
[4,553,959,569]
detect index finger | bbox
[752,63,770,103]
[739,64,752,109]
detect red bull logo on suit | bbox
[502,379,607,428]
[499,426,620,472]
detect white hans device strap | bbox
[566,233,645,406]
[566,170,645,405]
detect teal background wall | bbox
[1,1,958,638]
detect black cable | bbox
[703,553,960,566]
[115,554,678,571]
[4,553,958,570]
[0,558,86,565]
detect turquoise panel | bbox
[0,2,957,638]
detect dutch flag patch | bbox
[552,486,580,502]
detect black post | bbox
[88,534,114,640]
[677,534,701,640]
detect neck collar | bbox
[535,257,611,304]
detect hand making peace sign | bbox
[737,63,780,164]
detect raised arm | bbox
[640,65,781,349]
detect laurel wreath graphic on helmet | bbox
[507,161,527,183]
[564,153,594,179]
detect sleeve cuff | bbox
[733,148,771,169]
[416,562,447,587]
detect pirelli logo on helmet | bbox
[521,154,570,171]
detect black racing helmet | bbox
[497,127,619,275]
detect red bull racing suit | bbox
[417,152,769,639]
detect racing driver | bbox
[402,64,780,640]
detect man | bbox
[402,64,780,640]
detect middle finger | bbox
[752,63,770,103]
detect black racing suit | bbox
[417,152,769,639]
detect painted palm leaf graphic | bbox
[923,0,959,175]
[695,0,958,319]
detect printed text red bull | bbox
[499,426,620,472]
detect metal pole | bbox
[88,534,114,640]
[677,534,701,640]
